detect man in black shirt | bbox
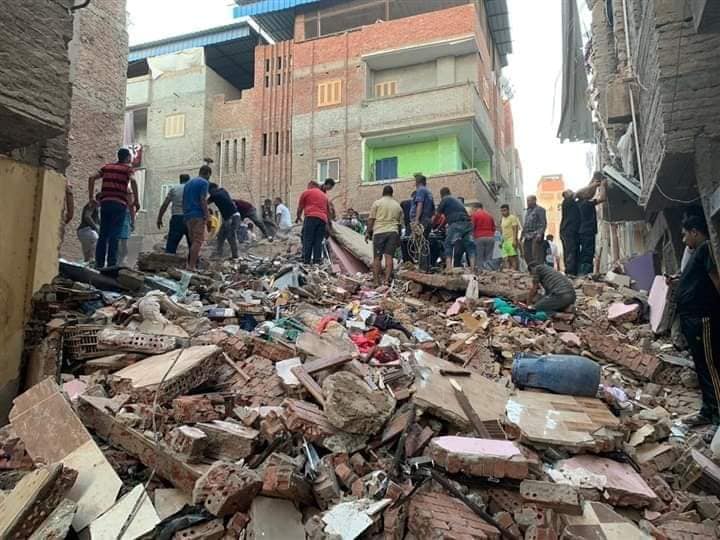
[436,187,475,270]
[673,215,720,426]
[576,173,606,276]
[208,183,241,258]
[560,189,580,275]
[527,262,576,313]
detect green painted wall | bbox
[475,160,491,181]
[366,136,468,181]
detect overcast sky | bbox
[127,0,596,195]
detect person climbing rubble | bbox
[526,261,576,313]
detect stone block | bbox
[520,480,582,515]
[322,371,395,436]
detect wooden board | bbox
[111,345,220,402]
[411,351,509,430]
[505,390,621,451]
[9,378,122,532]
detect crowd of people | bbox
[80,150,292,270]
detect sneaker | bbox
[684,412,713,427]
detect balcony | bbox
[360,82,494,147]
[126,76,150,109]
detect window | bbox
[374,81,397,98]
[277,73,282,86]
[164,114,185,138]
[317,158,340,182]
[317,80,342,107]
[215,141,221,165]
[240,138,246,171]
[265,75,270,88]
[265,58,270,72]
[276,56,282,70]
[233,139,238,173]
[224,140,230,173]
[374,157,398,181]
[285,130,290,154]
[274,132,280,155]
[262,133,268,156]
[160,183,175,205]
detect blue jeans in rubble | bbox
[95,201,126,268]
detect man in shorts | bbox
[500,204,521,270]
[366,185,403,287]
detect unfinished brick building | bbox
[223,0,520,217]
[587,0,720,271]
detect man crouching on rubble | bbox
[526,262,576,314]
[670,215,720,428]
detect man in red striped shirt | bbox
[88,148,139,268]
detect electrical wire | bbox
[407,223,429,264]
[655,182,701,205]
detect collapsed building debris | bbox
[4,227,720,539]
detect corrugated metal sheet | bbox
[129,22,252,61]
[232,0,319,17]
[485,0,513,65]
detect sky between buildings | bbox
[127,0,597,198]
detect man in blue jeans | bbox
[436,187,475,270]
[88,148,139,268]
[157,174,190,253]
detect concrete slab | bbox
[249,496,304,540]
[428,436,537,479]
[89,484,159,540]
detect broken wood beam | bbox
[450,378,491,438]
[302,354,354,375]
[291,366,325,407]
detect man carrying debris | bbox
[436,187,474,271]
[183,165,212,270]
[410,174,435,271]
[88,148,140,268]
[157,173,190,254]
[521,195,547,268]
[209,183,242,259]
[296,180,330,264]
[560,189,580,276]
[527,262,576,313]
[234,198,272,239]
[672,215,720,427]
[365,185,403,287]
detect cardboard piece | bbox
[9,378,123,532]
[411,351,509,430]
[89,484,160,540]
[505,390,621,452]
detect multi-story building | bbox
[126,0,520,247]
[586,0,720,271]
[536,175,565,240]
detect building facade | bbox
[587,0,720,271]
[536,174,565,241]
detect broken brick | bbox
[312,462,341,510]
[581,330,660,380]
[262,462,314,506]
[334,462,359,489]
[165,426,208,463]
[281,399,337,443]
[429,436,537,480]
[407,489,501,539]
[192,462,262,517]
[227,512,249,535]
[520,480,582,516]
[172,395,220,424]
[195,420,258,461]
[249,337,295,362]
[172,519,225,540]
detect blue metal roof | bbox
[129,21,254,62]
[232,0,320,17]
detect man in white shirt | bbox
[274,197,292,236]
[157,174,190,254]
[545,234,560,270]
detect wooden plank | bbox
[449,379,492,438]
[303,354,354,375]
[411,351,509,430]
[291,366,325,407]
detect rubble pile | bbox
[2,235,720,540]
